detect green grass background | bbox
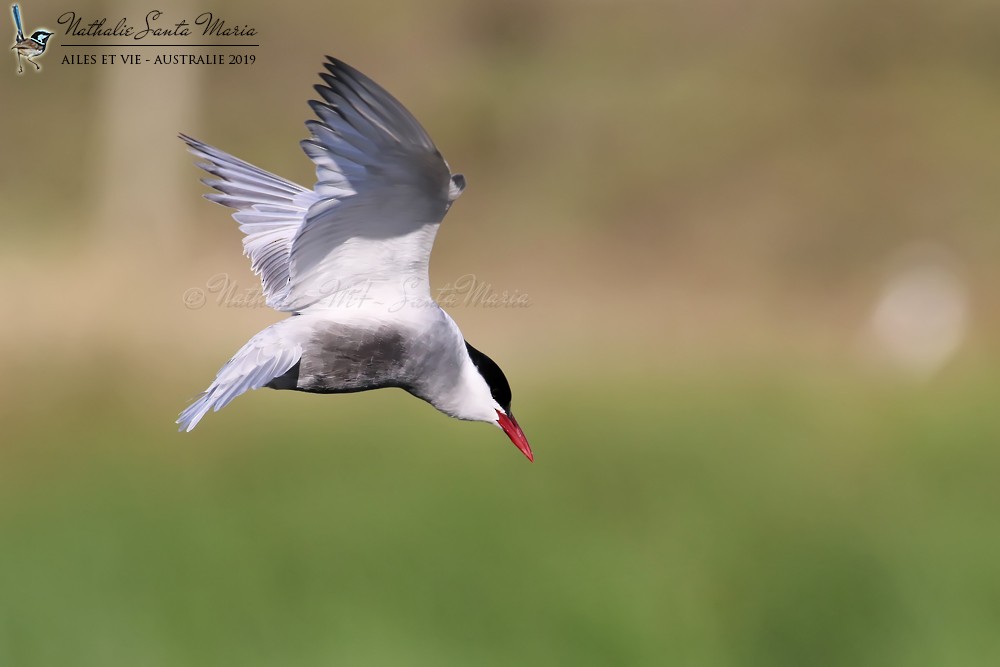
[2,363,999,665]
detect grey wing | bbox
[279,57,458,312]
[180,133,319,308]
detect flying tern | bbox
[177,56,533,462]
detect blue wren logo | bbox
[11,4,52,74]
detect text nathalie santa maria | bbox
[58,10,257,39]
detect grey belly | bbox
[267,324,412,394]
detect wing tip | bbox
[178,132,203,151]
[323,55,348,72]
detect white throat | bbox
[421,340,500,424]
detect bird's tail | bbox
[12,4,24,42]
[178,323,303,432]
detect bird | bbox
[177,56,533,462]
[10,5,52,74]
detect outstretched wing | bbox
[279,56,457,312]
[180,133,319,308]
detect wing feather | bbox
[278,57,455,311]
[179,56,461,314]
[179,133,319,307]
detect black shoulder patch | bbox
[465,341,512,412]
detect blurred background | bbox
[2,0,1000,664]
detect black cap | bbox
[464,341,511,413]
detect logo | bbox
[10,4,51,74]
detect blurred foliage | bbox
[2,0,1000,664]
[2,366,1000,665]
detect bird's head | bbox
[31,30,53,44]
[464,341,533,462]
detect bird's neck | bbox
[420,344,496,423]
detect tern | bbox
[177,56,533,461]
